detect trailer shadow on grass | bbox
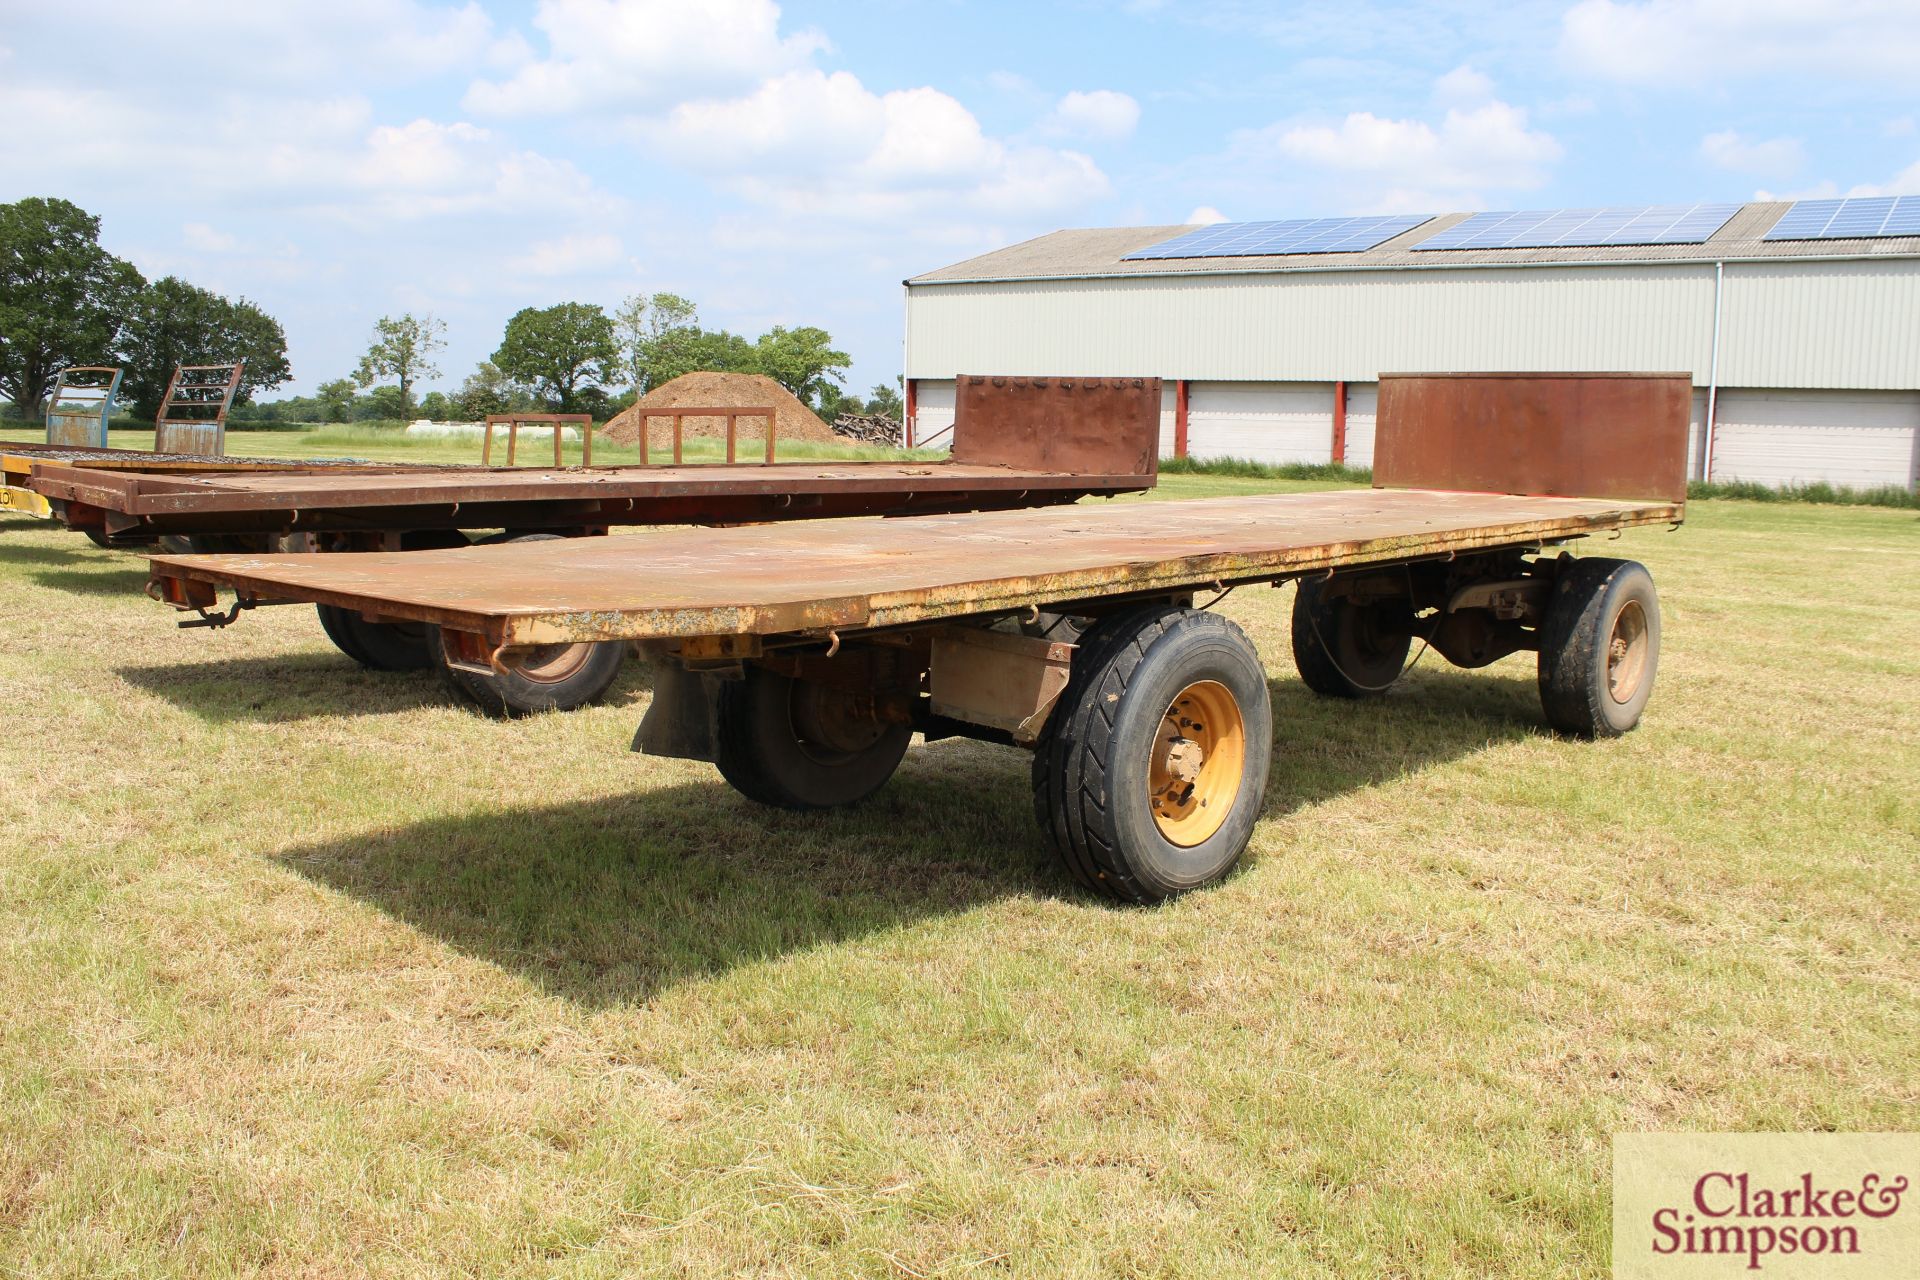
[266,667,1540,1008]
[113,652,657,723]
[30,564,154,597]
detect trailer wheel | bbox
[1537,558,1660,739]
[714,667,911,809]
[431,533,627,716]
[315,530,469,672]
[318,606,435,671]
[1290,577,1412,698]
[1032,605,1272,903]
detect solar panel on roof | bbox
[1122,215,1433,260]
[1763,196,1920,240]
[1411,203,1742,251]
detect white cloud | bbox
[507,233,626,276]
[1432,65,1494,108]
[182,223,240,252]
[1186,205,1228,225]
[1257,77,1562,210]
[651,69,1108,223]
[464,0,826,116]
[1756,157,1920,201]
[1043,90,1141,141]
[1699,130,1803,179]
[1561,0,1920,82]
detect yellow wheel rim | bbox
[1150,680,1247,847]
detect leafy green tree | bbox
[354,313,445,416]
[751,325,849,408]
[352,385,408,422]
[316,378,358,423]
[613,291,699,393]
[116,276,291,419]
[492,302,619,412]
[416,390,454,421]
[641,325,758,388]
[453,360,537,419]
[0,197,144,419]
[867,380,903,419]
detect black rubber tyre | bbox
[1537,557,1660,739]
[430,533,627,716]
[714,667,911,809]
[316,603,375,666]
[321,607,434,671]
[1032,605,1273,904]
[156,533,272,555]
[1290,576,1412,698]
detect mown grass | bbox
[0,448,1916,1277]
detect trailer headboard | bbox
[949,375,1161,478]
[1372,372,1691,503]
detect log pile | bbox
[831,411,902,446]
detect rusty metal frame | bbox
[619,406,777,467]
[44,366,122,448]
[154,362,244,456]
[481,413,592,467]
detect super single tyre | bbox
[319,605,434,671]
[1290,576,1412,698]
[430,533,627,716]
[1537,557,1660,739]
[714,667,911,809]
[1032,605,1273,904]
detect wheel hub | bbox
[1606,599,1650,703]
[1149,680,1248,847]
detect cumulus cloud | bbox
[647,68,1107,222]
[464,0,826,116]
[1254,75,1561,210]
[1043,90,1141,141]
[507,233,626,276]
[1699,130,1802,178]
[1561,0,1920,82]
[1186,205,1228,225]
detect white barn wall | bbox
[1711,390,1919,488]
[912,380,956,452]
[1345,383,1378,469]
[1187,382,1333,464]
[906,265,1719,384]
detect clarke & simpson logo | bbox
[1614,1134,1919,1279]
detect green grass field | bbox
[2,433,1915,1277]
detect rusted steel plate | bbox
[1373,373,1691,504]
[150,490,1681,646]
[35,460,1150,518]
[949,375,1161,478]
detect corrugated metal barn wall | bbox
[904,259,1920,487]
[906,260,1920,389]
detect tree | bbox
[0,197,144,419]
[867,380,903,419]
[116,276,291,419]
[353,385,408,422]
[613,291,698,393]
[639,325,758,389]
[417,390,454,421]
[453,360,537,420]
[752,325,850,408]
[316,378,357,423]
[354,313,445,416]
[492,302,619,412]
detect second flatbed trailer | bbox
[148,374,1690,902]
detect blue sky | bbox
[2,0,1915,401]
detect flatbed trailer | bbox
[32,378,1160,713]
[149,373,1691,903]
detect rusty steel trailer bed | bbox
[147,372,1693,904]
[26,377,1159,541]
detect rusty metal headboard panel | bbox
[949,375,1160,478]
[1372,372,1691,504]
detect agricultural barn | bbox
[902,199,1920,490]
